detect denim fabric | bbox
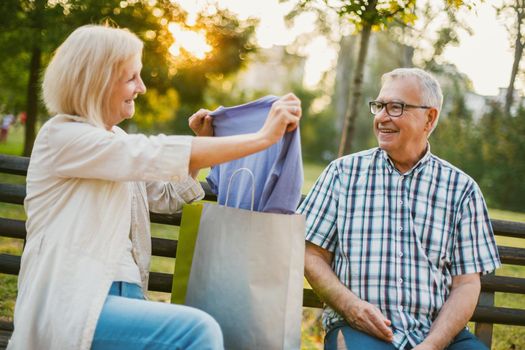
[324,321,488,350]
[92,282,223,350]
[324,322,397,350]
[443,329,489,350]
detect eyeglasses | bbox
[369,101,431,117]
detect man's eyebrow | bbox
[375,99,405,103]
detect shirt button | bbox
[400,305,404,311]
[398,252,404,257]
[398,278,403,284]
[399,200,403,205]
[398,227,403,232]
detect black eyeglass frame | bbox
[369,100,431,117]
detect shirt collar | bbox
[380,143,432,176]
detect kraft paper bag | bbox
[171,203,203,305]
[185,202,305,350]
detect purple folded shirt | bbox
[206,95,303,214]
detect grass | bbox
[0,126,24,156]
[0,132,524,349]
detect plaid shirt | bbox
[298,147,500,349]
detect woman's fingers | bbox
[189,109,209,124]
[269,95,302,134]
[280,92,300,102]
[189,109,213,136]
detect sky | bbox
[442,3,515,96]
[176,0,518,97]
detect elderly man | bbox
[299,68,500,350]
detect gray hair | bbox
[381,68,443,134]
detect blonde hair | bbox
[43,25,143,128]
[382,68,443,134]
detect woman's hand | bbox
[258,93,302,146]
[189,109,213,136]
[188,94,301,172]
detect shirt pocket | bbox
[412,200,454,270]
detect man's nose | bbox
[374,107,391,123]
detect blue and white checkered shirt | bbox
[298,147,500,349]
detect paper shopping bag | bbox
[171,203,203,305]
[185,203,305,350]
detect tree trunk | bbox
[23,0,45,157]
[338,21,373,157]
[334,35,356,130]
[504,0,524,116]
[23,46,41,157]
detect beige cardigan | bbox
[8,115,204,350]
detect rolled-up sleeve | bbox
[146,176,205,214]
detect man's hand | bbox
[189,109,213,136]
[305,241,393,343]
[343,299,394,342]
[415,273,481,350]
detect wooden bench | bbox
[0,154,524,349]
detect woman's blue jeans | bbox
[91,282,224,350]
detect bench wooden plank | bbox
[1,182,523,241]
[0,330,11,350]
[0,254,20,275]
[0,184,24,206]
[0,218,25,240]
[150,213,181,226]
[0,154,29,176]
[304,288,525,326]
[498,246,525,266]
[0,320,14,349]
[151,238,177,258]
[0,238,178,273]
[6,254,523,303]
[0,320,13,331]
[472,306,525,326]
[481,275,525,294]
[492,219,525,239]
[303,288,322,308]
[148,271,173,293]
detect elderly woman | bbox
[8,25,301,350]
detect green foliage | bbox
[133,89,180,133]
[169,8,258,134]
[477,103,525,211]
[432,97,525,212]
[0,0,257,149]
[292,85,339,162]
[310,0,418,30]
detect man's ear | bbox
[425,108,438,132]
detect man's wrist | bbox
[339,293,360,320]
[421,336,445,350]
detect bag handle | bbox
[225,167,255,211]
